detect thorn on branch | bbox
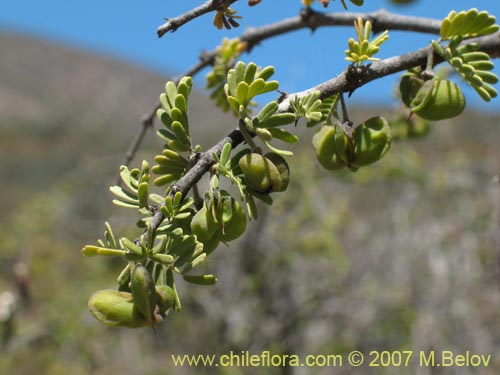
[300,7,318,33]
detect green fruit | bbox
[155,285,176,314]
[238,153,282,193]
[353,116,392,166]
[312,125,346,170]
[264,153,290,192]
[410,79,465,121]
[200,233,220,256]
[131,264,156,326]
[335,116,392,168]
[399,74,425,107]
[88,289,148,328]
[191,206,219,242]
[220,197,247,242]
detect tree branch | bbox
[120,9,444,183]
[157,0,238,38]
[241,7,441,46]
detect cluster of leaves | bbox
[289,91,333,127]
[206,38,247,112]
[154,77,193,186]
[345,17,389,66]
[224,61,297,155]
[432,8,499,102]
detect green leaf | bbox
[104,222,118,249]
[183,274,218,285]
[110,186,139,203]
[152,164,185,176]
[268,128,299,143]
[244,62,257,84]
[177,77,192,98]
[256,101,278,123]
[154,174,177,186]
[258,113,296,128]
[165,81,178,108]
[264,141,293,156]
[234,61,246,88]
[171,121,191,147]
[112,199,140,208]
[255,66,275,81]
[261,80,279,94]
[119,166,138,192]
[159,93,172,114]
[220,142,232,165]
[157,129,176,143]
[150,253,175,265]
[157,108,172,128]
[81,245,126,257]
[227,95,240,112]
[236,81,250,105]
[137,182,149,209]
[247,78,266,100]
[121,237,144,256]
[174,94,188,113]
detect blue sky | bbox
[1,0,499,110]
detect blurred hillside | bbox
[0,31,499,375]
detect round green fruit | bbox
[264,153,290,192]
[238,153,282,193]
[410,79,465,121]
[399,73,425,108]
[220,197,247,242]
[155,285,176,314]
[191,206,219,242]
[335,116,392,168]
[88,289,148,328]
[312,125,346,170]
[200,233,220,256]
[131,264,156,325]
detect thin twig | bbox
[157,0,238,38]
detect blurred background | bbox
[0,0,499,374]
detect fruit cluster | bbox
[400,71,465,121]
[191,191,247,253]
[313,116,392,171]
